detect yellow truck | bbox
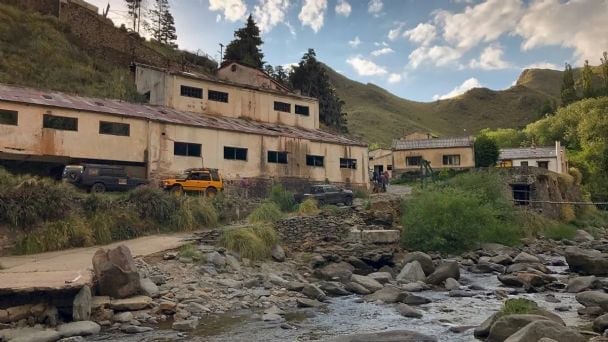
[161,168,223,196]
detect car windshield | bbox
[63,165,83,175]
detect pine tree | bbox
[289,49,348,132]
[125,0,143,32]
[274,65,288,85]
[223,15,264,69]
[601,51,608,96]
[147,0,177,47]
[263,65,275,77]
[560,63,578,106]
[581,59,594,99]
[474,135,499,167]
[160,9,177,47]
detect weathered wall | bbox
[217,63,285,92]
[393,146,475,174]
[369,149,393,177]
[509,157,559,173]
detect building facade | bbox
[498,142,567,174]
[391,136,475,175]
[368,149,393,178]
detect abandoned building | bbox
[0,80,368,187]
[498,141,567,174]
[391,133,475,176]
[368,148,393,178]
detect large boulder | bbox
[573,229,595,243]
[513,252,541,264]
[364,286,403,303]
[396,261,426,283]
[368,272,393,284]
[302,284,327,301]
[402,252,435,275]
[92,245,141,298]
[565,247,608,276]
[576,291,608,311]
[425,261,460,285]
[314,262,355,282]
[567,276,600,293]
[503,320,586,342]
[487,314,559,342]
[396,303,423,318]
[271,245,286,262]
[139,277,159,298]
[319,281,350,296]
[506,263,551,274]
[328,330,436,342]
[593,313,608,333]
[350,274,383,293]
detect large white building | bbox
[498,141,567,174]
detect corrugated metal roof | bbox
[392,136,473,150]
[499,147,556,160]
[0,84,366,147]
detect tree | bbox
[601,51,608,96]
[125,0,143,32]
[273,65,288,85]
[263,65,275,77]
[147,0,177,47]
[223,15,264,69]
[560,63,578,106]
[289,49,348,132]
[581,59,594,99]
[474,135,499,167]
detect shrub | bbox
[248,202,283,223]
[179,243,201,261]
[269,184,296,212]
[297,198,319,216]
[543,224,577,241]
[15,215,93,254]
[560,205,576,222]
[569,167,583,185]
[218,226,270,260]
[81,193,117,217]
[127,186,179,224]
[186,197,219,228]
[249,224,279,247]
[500,298,538,316]
[474,135,500,167]
[321,204,341,216]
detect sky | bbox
[87,0,608,102]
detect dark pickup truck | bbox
[296,185,354,206]
[62,163,148,193]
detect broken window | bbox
[180,85,203,99]
[0,109,18,126]
[443,154,460,166]
[274,101,291,113]
[295,105,309,116]
[267,151,288,164]
[306,155,324,167]
[340,158,357,169]
[406,156,422,166]
[43,114,78,131]
[224,146,248,161]
[208,90,229,103]
[520,161,529,167]
[511,184,531,206]
[174,142,202,157]
[537,161,549,169]
[99,121,130,136]
[387,165,393,171]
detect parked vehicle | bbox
[62,163,148,193]
[296,184,353,206]
[161,168,223,196]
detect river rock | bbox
[57,321,100,338]
[364,286,403,303]
[302,284,327,301]
[121,325,154,334]
[262,313,283,322]
[573,229,595,243]
[0,328,61,342]
[401,294,431,305]
[445,278,460,290]
[397,261,426,283]
[593,313,608,333]
[225,254,241,271]
[271,245,286,262]
[576,291,608,311]
[110,296,152,311]
[425,261,460,285]
[296,298,323,308]
[267,274,288,287]
[329,330,436,342]
[513,252,541,264]
[507,263,551,274]
[139,277,159,298]
[172,318,199,331]
[286,281,307,291]
[567,276,599,293]
[503,319,586,342]
[73,286,91,321]
[310,255,327,268]
[315,262,354,281]
[401,281,429,292]
[474,313,498,339]
[350,274,383,293]
[319,281,350,296]
[396,303,423,318]
[491,254,513,265]
[487,314,558,342]
[113,311,134,323]
[345,282,371,295]
[206,251,226,268]
[565,247,608,276]
[368,272,393,284]
[402,252,435,275]
[92,245,141,299]
[470,262,505,274]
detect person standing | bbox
[379,173,386,192]
[383,170,390,191]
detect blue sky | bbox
[88,0,608,101]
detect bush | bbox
[269,184,296,212]
[81,193,117,217]
[248,202,283,223]
[15,215,93,254]
[569,167,583,185]
[186,197,219,228]
[297,198,319,216]
[218,224,277,260]
[474,135,500,167]
[560,205,576,222]
[127,186,180,224]
[179,243,202,261]
[543,224,577,241]
[500,298,538,316]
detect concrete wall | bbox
[393,147,475,173]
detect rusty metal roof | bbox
[499,147,557,160]
[0,84,366,147]
[392,136,473,150]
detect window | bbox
[295,105,309,116]
[340,158,357,169]
[224,146,248,161]
[189,172,211,181]
[406,156,422,166]
[43,114,78,131]
[0,109,18,126]
[208,90,229,103]
[99,121,130,136]
[387,165,393,171]
[174,142,202,157]
[520,161,529,167]
[443,155,461,166]
[274,101,291,113]
[267,151,288,164]
[180,85,203,99]
[537,161,549,169]
[306,155,324,167]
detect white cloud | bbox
[371,47,394,57]
[374,41,389,47]
[388,73,402,83]
[298,0,327,33]
[209,0,247,22]
[403,23,437,46]
[408,45,462,69]
[468,44,510,70]
[524,62,560,70]
[388,22,405,41]
[434,0,523,50]
[515,0,608,64]
[335,0,351,17]
[348,36,362,48]
[253,0,290,33]
[368,0,383,14]
[346,56,388,76]
[433,77,482,100]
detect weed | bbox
[249,224,279,247]
[218,227,269,260]
[186,197,219,228]
[353,188,369,199]
[500,298,538,316]
[15,215,93,254]
[248,202,283,223]
[297,198,319,216]
[543,224,577,241]
[127,186,180,224]
[364,200,372,210]
[179,243,201,261]
[269,184,296,212]
[321,205,341,216]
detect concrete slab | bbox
[0,234,188,294]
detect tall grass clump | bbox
[179,243,202,261]
[186,197,219,228]
[269,184,296,212]
[127,186,179,224]
[297,198,319,216]
[15,215,93,254]
[542,223,577,241]
[248,202,283,223]
[219,224,278,260]
[499,298,538,316]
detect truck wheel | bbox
[345,197,353,206]
[91,183,106,193]
[205,187,217,197]
[170,185,184,196]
